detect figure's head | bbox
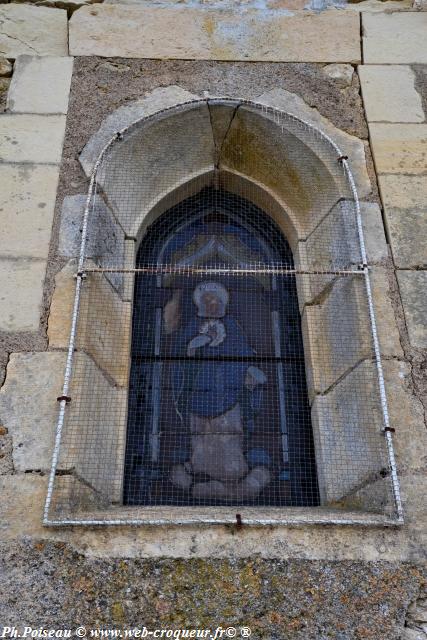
[193,282,229,318]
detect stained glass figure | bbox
[124,188,319,507]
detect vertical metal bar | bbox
[272,310,289,464]
[150,307,163,463]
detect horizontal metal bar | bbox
[133,354,305,363]
[81,266,364,276]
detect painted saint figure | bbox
[169,281,271,500]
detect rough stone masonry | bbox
[0,0,426,637]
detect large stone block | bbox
[363,13,427,64]
[369,124,427,175]
[368,267,403,359]
[358,65,424,123]
[311,361,387,504]
[379,174,427,211]
[256,89,371,200]
[0,164,59,260]
[0,258,46,332]
[295,200,388,308]
[60,351,128,502]
[382,359,426,473]
[302,267,401,401]
[49,262,132,388]
[69,6,361,62]
[7,56,74,115]
[77,272,132,387]
[219,106,342,242]
[0,352,66,472]
[302,275,373,400]
[58,193,127,294]
[397,270,427,349]
[47,260,77,349]
[378,175,427,269]
[90,102,215,237]
[79,86,199,177]
[0,4,68,59]
[0,114,66,164]
[296,199,360,304]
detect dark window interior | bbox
[124,188,319,507]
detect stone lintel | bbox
[69,6,361,63]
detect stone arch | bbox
[79,90,368,249]
[45,89,401,524]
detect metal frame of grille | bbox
[43,98,404,526]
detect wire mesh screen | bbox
[45,98,402,525]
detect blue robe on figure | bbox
[171,315,263,464]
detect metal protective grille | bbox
[44,98,403,526]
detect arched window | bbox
[124,188,319,508]
[45,97,402,526]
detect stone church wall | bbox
[0,4,426,636]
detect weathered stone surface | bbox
[58,193,127,293]
[296,200,387,309]
[302,276,372,399]
[397,270,427,349]
[378,175,427,269]
[0,164,59,259]
[383,208,427,269]
[13,0,100,14]
[302,265,402,390]
[322,63,354,87]
[0,428,13,474]
[311,361,385,503]
[382,359,426,472]
[360,201,388,263]
[0,57,12,77]
[49,262,132,387]
[359,65,424,123]
[86,102,215,237]
[379,174,427,211]
[69,6,361,62]
[0,537,423,630]
[79,85,198,176]
[346,0,413,10]
[0,4,68,59]
[0,258,46,332]
[0,114,66,164]
[369,124,427,175]
[0,352,65,471]
[369,267,403,358]
[363,13,427,64]
[63,351,128,501]
[0,77,10,112]
[256,88,371,198]
[47,260,76,348]
[104,0,412,8]
[7,56,73,114]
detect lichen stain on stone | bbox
[111,602,126,623]
[220,110,333,224]
[202,15,216,38]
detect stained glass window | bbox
[124,188,319,508]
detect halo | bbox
[193,282,229,308]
